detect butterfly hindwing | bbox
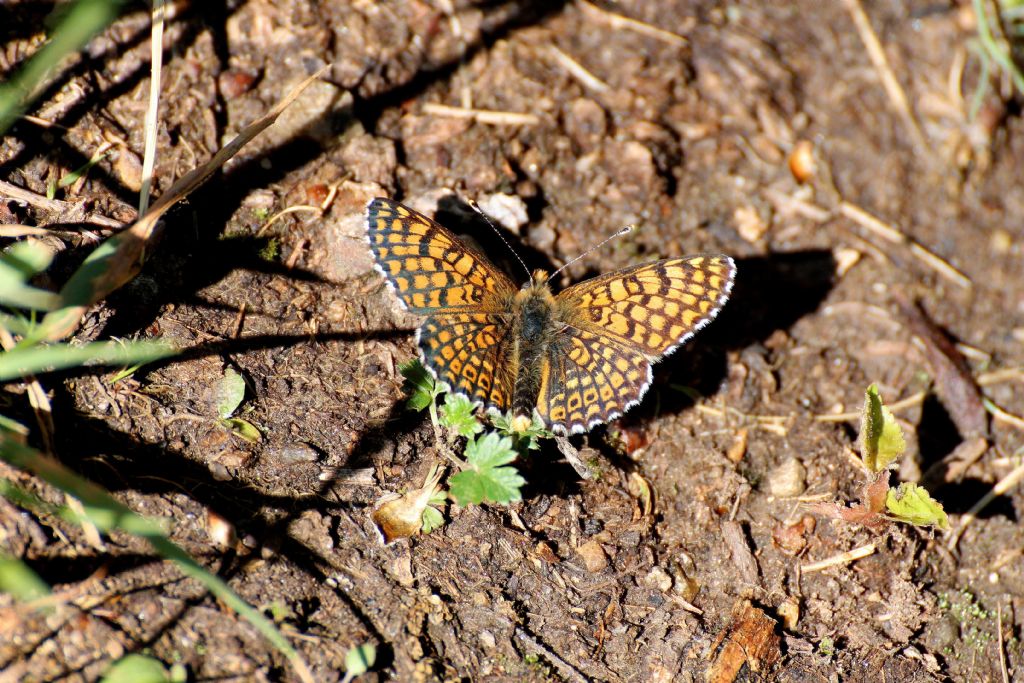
[418,313,515,411]
[537,327,652,435]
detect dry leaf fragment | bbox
[371,463,444,544]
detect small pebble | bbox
[577,540,609,572]
[643,566,673,592]
[767,457,806,497]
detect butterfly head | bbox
[528,269,550,288]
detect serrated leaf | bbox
[217,367,246,419]
[439,394,483,438]
[449,432,524,506]
[886,482,949,530]
[222,417,261,443]
[421,505,444,534]
[400,359,442,411]
[465,432,517,469]
[859,384,906,473]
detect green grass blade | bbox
[0,339,175,382]
[0,0,127,133]
[0,434,305,668]
[0,555,52,603]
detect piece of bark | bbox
[721,521,761,588]
[706,600,781,682]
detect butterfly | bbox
[365,197,736,435]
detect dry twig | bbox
[801,543,877,572]
[949,460,1024,549]
[839,0,930,158]
[421,102,540,126]
[548,45,610,93]
[138,0,165,216]
[839,201,972,289]
[577,0,688,47]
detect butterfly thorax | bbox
[508,271,560,429]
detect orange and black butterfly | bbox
[365,197,735,435]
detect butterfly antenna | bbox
[467,199,531,280]
[546,225,634,282]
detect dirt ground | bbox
[2,0,1024,680]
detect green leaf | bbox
[0,555,51,604]
[0,241,61,311]
[58,150,110,189]
[216,367,247,419]
[885,483,949,530]
[491,411,551,452]
[344,643,377,678]
[100,654,170,683]
[448,432,525,506]
[421,505,444,534]
[222,417,261,443]
[400,359,442,411]
[439,394,483,438]
[859,384,906,473]
[4,240,55,277]
[0,0,126,134]
[0,433,302,667]
[0,339,175,382]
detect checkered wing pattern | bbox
[558,256,735,357]
[537,327,652,435]
[542,255,735,433]
[365,198,516,315]
[418,313,515,410]
[366,198,518,409]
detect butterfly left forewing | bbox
[365,198,519,411]
[365,198,516,315]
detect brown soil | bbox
[2,1,1024,681]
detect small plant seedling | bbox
[491,411,551,452]
[812,384,949,531]
[215,367,260,443]
[448,432,526,506]
[400,359,443,413]
[439,393,484,438]
[258,237,280,262]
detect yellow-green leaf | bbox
[222,417,261,443]
[859,384,906,473]
[885,483,949,530]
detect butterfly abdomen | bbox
[509,284,559,425]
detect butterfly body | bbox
[365,198,735,435]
